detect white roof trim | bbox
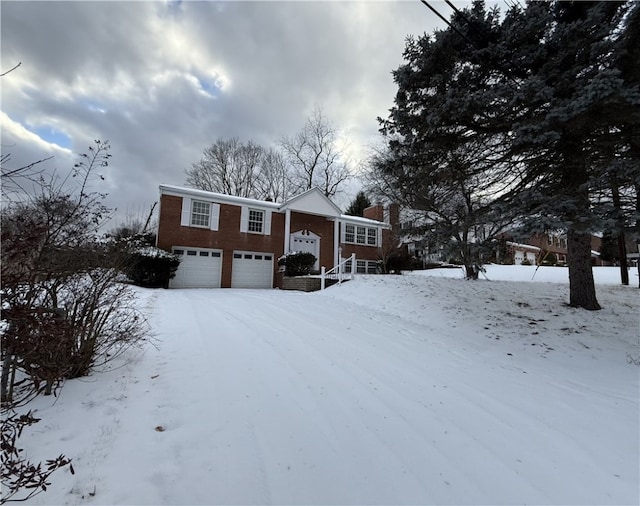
[506,241,541,252]
[160,184,280,210]
[279,187,343,217]
[340,214,390,228]
[159,184,388,227]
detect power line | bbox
[421,0,521,88]
[420,0,475,47]
[443,0,488,46]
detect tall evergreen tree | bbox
[345,191,372,217]
[503,1,637,308]
[372,2,523,278]
[375,0,639,308]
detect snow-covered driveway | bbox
[24,271,639,505]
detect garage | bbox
[231,251,274,288]
[170,247,222,288]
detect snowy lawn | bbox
[18,266,639,505]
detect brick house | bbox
[505,232,605,265]
[156,184,389,288]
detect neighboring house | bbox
[505,241,540,265]
[505,232,606,265]
[156,185,389,288]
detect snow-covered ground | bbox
[17,266,639,505]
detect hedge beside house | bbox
[127,247,180,288]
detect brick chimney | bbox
[363,204,383,222]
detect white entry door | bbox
[291,231,320,269]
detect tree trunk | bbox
[567,228,601,310]
[618,232,629,285]
[611,178,629,285]
[464,264,479,280]
[1,353,13,403]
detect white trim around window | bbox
[240,206,272,235]
[342,222,379,247]
[346,259,379,274]
[180,197,219,231]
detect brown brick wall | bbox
[157,194,387,287]
[339,243,381,262]
[387,203,400,228]
[364,204,383,222]
[289,212,336,270]
[157,194,285,287]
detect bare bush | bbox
[1,141,145,405]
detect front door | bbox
[291,231,320,269]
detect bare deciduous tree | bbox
[280,107,351,198]
[257,148,288,201]
[186,137,265,198]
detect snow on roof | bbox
[339,214,390,228]
[159,184,281,209]
[160,184,388,226]
[506,241,541,251]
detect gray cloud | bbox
[1,0,453,224]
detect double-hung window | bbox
[240,206,270,235]
[345,224,355,243]
[248,209,264,233]
[343,223,378,247]
[191,201,211,227]
[367,228,377,246]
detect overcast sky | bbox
[1,1,489,228]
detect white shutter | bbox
[181,197,191,226]
[264,210,272,235]
[240,206,248,233]
[210,203,220,231]
[377,228,382,247]
[340,221,345,243]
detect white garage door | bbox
[170,247,222,288]
[231,251,274,289]
[514,250,524,264]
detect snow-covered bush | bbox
[125,246,180,288]
[108,233,179,288]
[280,252,316,276]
